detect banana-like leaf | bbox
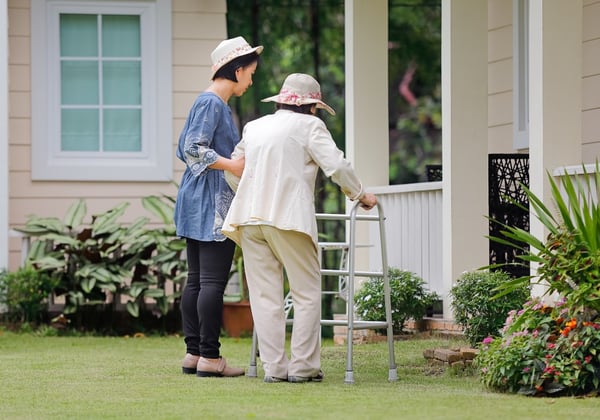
[126,301,139,318]
[144,288,165,298]
[26,239,52,260]
[101,283,117,293]
[81,277,96,294]
[125,217,150,236]
[32,256,67,270]
[16,217,65,235]
[128,283,148,298]
[92,203,130,235]
[142,195,174,225]
[63,199,87,230]
[42,233,79,247]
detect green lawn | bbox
[1,331,599,419]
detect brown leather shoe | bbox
[196,356,245,377]
[182,353,200,374]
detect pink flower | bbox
[482,336,493,345]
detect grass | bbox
[1,330,599,419]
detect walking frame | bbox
[247,201,398,384]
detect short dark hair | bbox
[212,52,260,82]
[276,103,314,115]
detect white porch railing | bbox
[367,182,444,296]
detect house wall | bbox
[488,0,600,162]
[582,0,600,160]
[6,0,228,270]
[487,0,513,153]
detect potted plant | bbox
[222,246,253,337]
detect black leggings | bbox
[181,238,235,358]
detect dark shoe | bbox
[196,356,245,377]
[181,353,200,374]
[288,370,324,383]
[264,375,288,383]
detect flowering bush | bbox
[354,267,438,334]
[476,296,600,396]
[480,164,600,396]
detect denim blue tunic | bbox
[174,92,239,241]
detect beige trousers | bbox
[239,225,322,379]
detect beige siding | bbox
[487,0,513,153]
[488,124,515,154]
[487,1,600,159]
[582,1,600,162]
[7,0,228,270]
[488,0,512,30]
[488,91,512,128]
[488,58,512,94]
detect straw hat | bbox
[261,73,336,115]
[210,36,263,80]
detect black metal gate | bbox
[488,154,530,278]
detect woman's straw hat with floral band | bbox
[261,73,336,115]
[210,36,263,80]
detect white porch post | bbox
[344,0,388,187]
[0,0,8,270]
[344,0,388,270]
[528,0,582,298]
[441,0,489,319]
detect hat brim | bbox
[261,95,336,116]
[210,45,264,80]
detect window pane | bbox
[102,15,140,57]
[104,109,141,152]
[60,14,98,57]
[62,109,99,151]
[103,61,141,105]
[61,61,99,105]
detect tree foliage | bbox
[226,0,442,186]
[225,0,441,331]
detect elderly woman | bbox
[222,73,377,383]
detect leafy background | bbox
[225,0,442,330]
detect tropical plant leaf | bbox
[128,283,148,299]
[144,288,165,299]
[142,195,174,225]
[32,256,67,270]
[80,277,96,294]
[42,233,79,247]
[92,203,129,236]
[26,239,51,261]
[63,199,87,230]
[17,217,65,235]
[126,301,139,318]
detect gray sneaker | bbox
[264,375,288,383]
[288,370,324,383]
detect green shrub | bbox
[15,196,186,328]
[450,270,529,346]
[0,266,59,323]
[354,267,438,334]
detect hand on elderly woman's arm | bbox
[210,156,245,178]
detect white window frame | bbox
[31,0,172,181]
[513,0,529,151]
